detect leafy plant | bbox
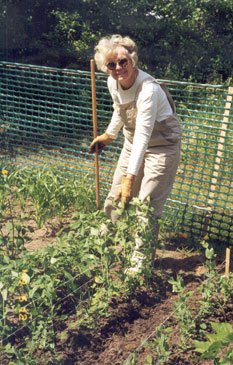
[0,166,232,364]
[123,351,138,365]
[168,275,196,346]
[146,325,172,365]
[0,166,155,363]
[197,240,225,318]
[194,322,233,364]
[0,168,32,259]
[11,167,95,227]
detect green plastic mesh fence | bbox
[0,62,232,243]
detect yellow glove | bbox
[114,176,134,204]
[89,133,114,153]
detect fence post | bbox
[208,86,233,206]
[225,246,231,278]
[203,86,233,275]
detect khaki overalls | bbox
[104,77,181,252]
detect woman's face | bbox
[105,47,136,90]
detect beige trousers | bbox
[104,138,181,223]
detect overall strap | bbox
[136,76,176,113]
[159,83,176,113]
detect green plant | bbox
[0,167,98,362]
[2,166,232,364]
[168,275,196,346]
[0,167,156,363]
[194,322,233,364]
[10,167,95,228]
[146,325,172,365]
[123,352,138,365]
[0,168,32,259]
[197,240,223,318]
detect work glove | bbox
[114,176,134,204]
[89,133,114,153]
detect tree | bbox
[0,0,233,82]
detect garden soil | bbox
[25,222,232,365]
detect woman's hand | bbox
[89,133,114,153]
[114,175,135,204]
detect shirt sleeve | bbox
[106,105,124,139]
[105,77,124,139]
[127,82,162,176]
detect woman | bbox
[90,34,181,274]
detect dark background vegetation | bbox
[1,0,233,83]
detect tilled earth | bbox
[52,248,232,365]
[3,222,229,365]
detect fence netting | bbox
[0,62,232,243]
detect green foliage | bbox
[168,275,196,346]
[0,166,154,362]
[0,166,232,363]
[9,167,95,227]
[0,168,31,258]
[146,325,172,365]
[1,0,233,81]
[123,352,138,365]
[194,322,233,364]
[197,240,233,319]
[139,239,233,363]
[51,9,101,68]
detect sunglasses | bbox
[106,58,129,70]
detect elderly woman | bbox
[90,34,181,274]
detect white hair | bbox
[94,34,138,72]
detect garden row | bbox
[0,166,232,364]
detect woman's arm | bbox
[127,82,161,175]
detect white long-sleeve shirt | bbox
[106,70,174,175]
